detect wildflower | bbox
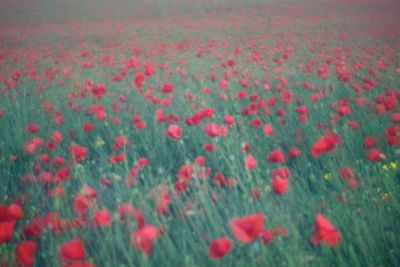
[230,213,264,243]
[16,241,37,266]
[131,225,159,256]
[165,124,181,140]
[59,238,85,262]
[309,214,341,246]
[209,238,232,260]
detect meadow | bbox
[0,0,400,266]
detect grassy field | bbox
[1,0,400,266]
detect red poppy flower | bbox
[133,72,145,87]
[245,154,257,170]
[165,124,181,140]
[250,118,262,128]
[266,149,285,163]
[112,135,130,151]
[175,179,188,193]
[59,238,86,262]
[73,195,90,217]
[203,123,220,138]
[52,131,63,143]
[230,213,264,243]
[391,113,400,123]
[219,79,228,89]
[131,225,159,256]
[203,143,215,152]
[363,136,376,148]
[263,124,273,135]
[16,241,37,266]
[49,187,66,198]
[69,145,88,162]
[261,229,275,245]
[288,147,301,157]
[7,203,23,220]
[367,148,384,161]
[26,123,40,133]
[109,153,126,164]
[93,209,112,227]
[22,217,45,238]
[56,167,70,183]
[136,157,149,168]
[271,167,290,179]
[213,172,236,187]
[346,178,360,189]
[161,83,174,94]
[309,214,341,246]
[338,166,353,179]
[223,115,234,126]
[91,84,107,100]
[144,64,155,76]
[0,221,15,243]
[117,204,137,221]
[272,177,289,195]
[61,261,96,267]
[385,125,399,146]
[134,121,146,130]
[208,238,232,260]
[155,191,170,215]
[310,132,340,157]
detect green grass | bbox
[1,0,400,266]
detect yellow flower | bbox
[381,192,390,201]
[112,174,122,181]
[324,173,332,180]
[390,162,397,170]
[382,164,389,172]
[95,138,105,147]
